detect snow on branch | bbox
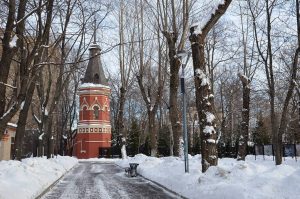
[195,69,210,87]
[0,82,17,89]
[207,139,216,144]
[39,133,44,140]
[190,0,232,36]
[20,101,25,110]
[33,114,42,124]
[205,112,215,123]
[203,125,216,135]
[238,73,250,85]
[7,122,17,128]
[9,35,18,48]
[0,104,15,119]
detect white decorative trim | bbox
[78,90,111,96]
[91,103,101,111]
[80,97,89,110]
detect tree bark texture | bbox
[149,111,157,156]
[237,74,250,161]
[14,78,36,160]
[189,0,232,172]
[163,32,182,156]
[137,73,163,156]
[0,0,16,119]
[116,86,127,158]
[190,33,217,172]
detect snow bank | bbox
[0,156,78,199]
[116,154,300,199]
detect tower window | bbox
[82,106,88,120]
[93,106,99,119]
[94,73,99,83]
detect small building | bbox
[74,41,112,159]
[0,123,17,160]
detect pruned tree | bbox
[236,1,259,161]
[134,0,166,156]
[237,73,250,160]
[189,0,232,172]
[155,0,190,156]
[115,0,135,159]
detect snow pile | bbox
[116,154,300,199]
[0,156,78,199]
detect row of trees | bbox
[0,0,299,173]
[109,0,300,172]
[0,0,112,159]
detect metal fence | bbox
[254,144,300,161]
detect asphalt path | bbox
[40,162,181,199]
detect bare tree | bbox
[115,0,135,159]
[0,1,56,150]
[249,0,300,165]
[134,0,166,156]
[189,0,232,172]
[150,0,191,156]
[236,1,258,161]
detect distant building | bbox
[74,41,111,159]
[0,123,17,160]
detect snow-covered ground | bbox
[0,155,299,199]
[115,154,300,199]
[0,156,78,199]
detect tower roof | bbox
[82,42,108,85]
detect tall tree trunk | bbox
[149,111,157,156]
[189,0,232,172]
[277,0,300,165]
[237,74,250,160]
[116,87,127,158]
[14,78,36,160]
[0,0,16,119]
[164,35,181,156]
[158,0,189,156]
[0,0,29,138]
[264,0,279,164]
[167,117,174,156]
[190,33,218,172]
[220,83,227,145]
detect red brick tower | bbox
[75,40,111,159]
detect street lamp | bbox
[177,50,191,173]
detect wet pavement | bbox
[40,162,181,199]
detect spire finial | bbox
[93,18,97,44]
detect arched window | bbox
[93,106,99,119]
[94,73,99,83]
[82,106,88,120]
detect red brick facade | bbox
[74,84,111,158]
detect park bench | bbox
[125,163,139,177]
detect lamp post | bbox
[177,50,191,173]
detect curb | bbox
[114,163,188,199]
[35,163,78,199]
